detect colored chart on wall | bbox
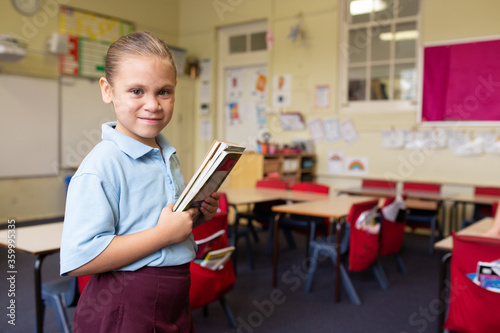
[59,6,134,78]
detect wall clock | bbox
[12,0,41,16]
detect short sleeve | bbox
[60,173,119,275]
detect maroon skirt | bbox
[73,264,196,333]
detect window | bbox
[339,0,421,112]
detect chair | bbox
[379,195,407,274]
[362,179,397,190]
[190,211,237,327]
[461,186,500,229]
[305,199,388,305]
[403,181,442,254]
[38,276,80,333]
[273,182,330,255]
[442,233,500,333]
[219,192,254,271]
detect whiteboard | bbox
[0,75,58,178]
[60,76,115,168]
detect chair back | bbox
[256,179,288,189]
[362,179,397,189]
[443,233,500,333]
[190,212,236,310]
[290,182,329,194]
[347,199,380,272]
[379,196,406,256]
[218,192,229,213]
[402,181,440,193]
[474,186,500,196]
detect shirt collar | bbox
[101,121,176,159]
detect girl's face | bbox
[100,55,177,147]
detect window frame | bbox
[338,0,422,114]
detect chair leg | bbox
[329,252,361,305]
[246,221,260,243]
[372,261,389,290]
[429,217,437,254]
[44,294,72,333]
[305,247,321,292]
[395,253,407,275]
[282,227,297,249]
[219,297,237,328]
[243,231,254,270]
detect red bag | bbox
[443,233,500,333]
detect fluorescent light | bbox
[379,30,419,41]
[350,0,387,16]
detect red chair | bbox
[403,181,442,253]
[379,195,407,274]
[190,211,237,327]
[362,179,397,190]
[442,233,500,333]
[473,186,500,218]
[305,199,387,305]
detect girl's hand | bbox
[197,192,221,226]
[156,203,198,245]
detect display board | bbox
[60,76,115,168]
[421,36,500,124]
[0,75,58,178]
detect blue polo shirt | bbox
[60,122,196,275]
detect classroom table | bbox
[222,187,328,272]
[0,221,64,333]
[449,193,500,232]
[271,195,378,302]
[336,186,398,198]
[433,217,493,333]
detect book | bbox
[198,246,235,270]
[174,140,245,212]
[194,229,225,260]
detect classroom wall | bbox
[2,0,500,223]
[178,0,500,193]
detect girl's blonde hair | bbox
[105,31,177,85]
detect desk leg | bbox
[34,254,47,333]
[438,252,452,333]
[335,218,341,303]
[272,213,281,287]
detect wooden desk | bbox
[336,186,397,198]
[271,196,378,302]
[434,217,493,251]
[449,194,500,231]
[0,222,64,333]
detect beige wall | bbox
[1,0,500,223]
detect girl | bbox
[60,31,219,332]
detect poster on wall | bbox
[59,6,134,78]
[323,117,341,142]
[307,117,325,144]
[340,117,359,145]
[272,74,292,108]
[344,156,369,176]
[327,150,344,175]
[315,85,330,109]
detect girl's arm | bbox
[67,204,198,276]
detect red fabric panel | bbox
[290,182,329,194]
[347,200,380,272]
[190,211,235,309]
[77,275,91,294]
[444,233,500,333]
[189,260,236,310]
[218,192,229,213]
[361,179,397,189]
[256,179,288,189]
[474,186,500,196]
[423,39,500,122]
[402,182,440,193]
[379,196,406,256]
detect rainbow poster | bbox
[345,156,369,176]
[327,150,344,175]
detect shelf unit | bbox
[262,153,316,186]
